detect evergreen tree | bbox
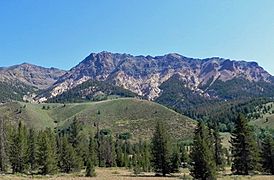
[69,116,81,148]
[190,121,216,180]
[230,114,260,175]
[261,133,274,174]
[115,139,124,167]
[9,121,28,173]
[88,135,96,165]
[86,159,96,177]
[141,141,151,172]
[86,135,96,177]
[0,116,9,173]
[27,128,38,173]
[69,117,84,167]
[108,135,116,167]
[151,121,172,176]
[59,135,81,173]
[37,128,57,175]
[213,123,225,170]
[170,144,180,173]
[123,151,129,168]
[97,130,116,167]
[133,153,142,175]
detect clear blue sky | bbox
[0,0,274,74]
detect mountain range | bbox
[37,52,273,101]
[1,51,274,126]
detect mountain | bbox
[0,63,66,101]
[32,51,274,131]
[38,51,273,101]
[0,63,66,89]
[0,98,196,140]
[2,52,274,131]
[0,81,36,102]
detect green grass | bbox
[250,102,274,129]
[0,98,196,140]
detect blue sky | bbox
[0,0,274,74]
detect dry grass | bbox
[0,168,274,180]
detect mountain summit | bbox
[38,51,273,102]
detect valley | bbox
[1,52,274,179]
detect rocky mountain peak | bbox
[37,52,273,102]
[0,63,66,89]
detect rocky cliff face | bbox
[39,51,273,101]
[0,63,66,89]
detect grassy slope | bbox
[0,98,196,140]
[250,102,274,129]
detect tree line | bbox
[1,114,274,179]
[0,116,181,177]
[190,114,274,179]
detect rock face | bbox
[39,51,273,101]
[0,63,66,89]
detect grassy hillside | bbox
[249,102,274,129]
[0,98,196,140]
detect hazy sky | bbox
[0,0,274,74]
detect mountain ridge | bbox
[1,51,273,108]
[0,63,66,89]
[36,51,273,102]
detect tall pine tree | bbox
[261,133,274,174]
[9,121,28,173]
[0,116,9,173]
[190,121,216,180]
[213,123,224,170]
[230,114,260,175]
[37,128,58,175]
[170,144,180,173]
[27,128,38,174]
[59,135,81,173]
[86,135,96,177]
[141,141,151,172]
[151,121,172,176]
[115,139,124,167]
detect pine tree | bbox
[0,116,9,173]
[37,128,57,175]
[88,135,96,165]
[86,159,96,177]
[86,135,96,177]
[69,116,84,168]
[230,114,260,175]
[97,130,116,167]
[170,144,180,173]
[133,153,141,175]
[213,123,224,170]
[190,121,216,180]
[108,135,116,167]
[115,139,124,167]
[59,135,81,173]
[123,151,129,168]
[151,121,172,176]
[261,133,274,174]
[27,128,38,174]
[9,121,28,173]
[141,141,151,172]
